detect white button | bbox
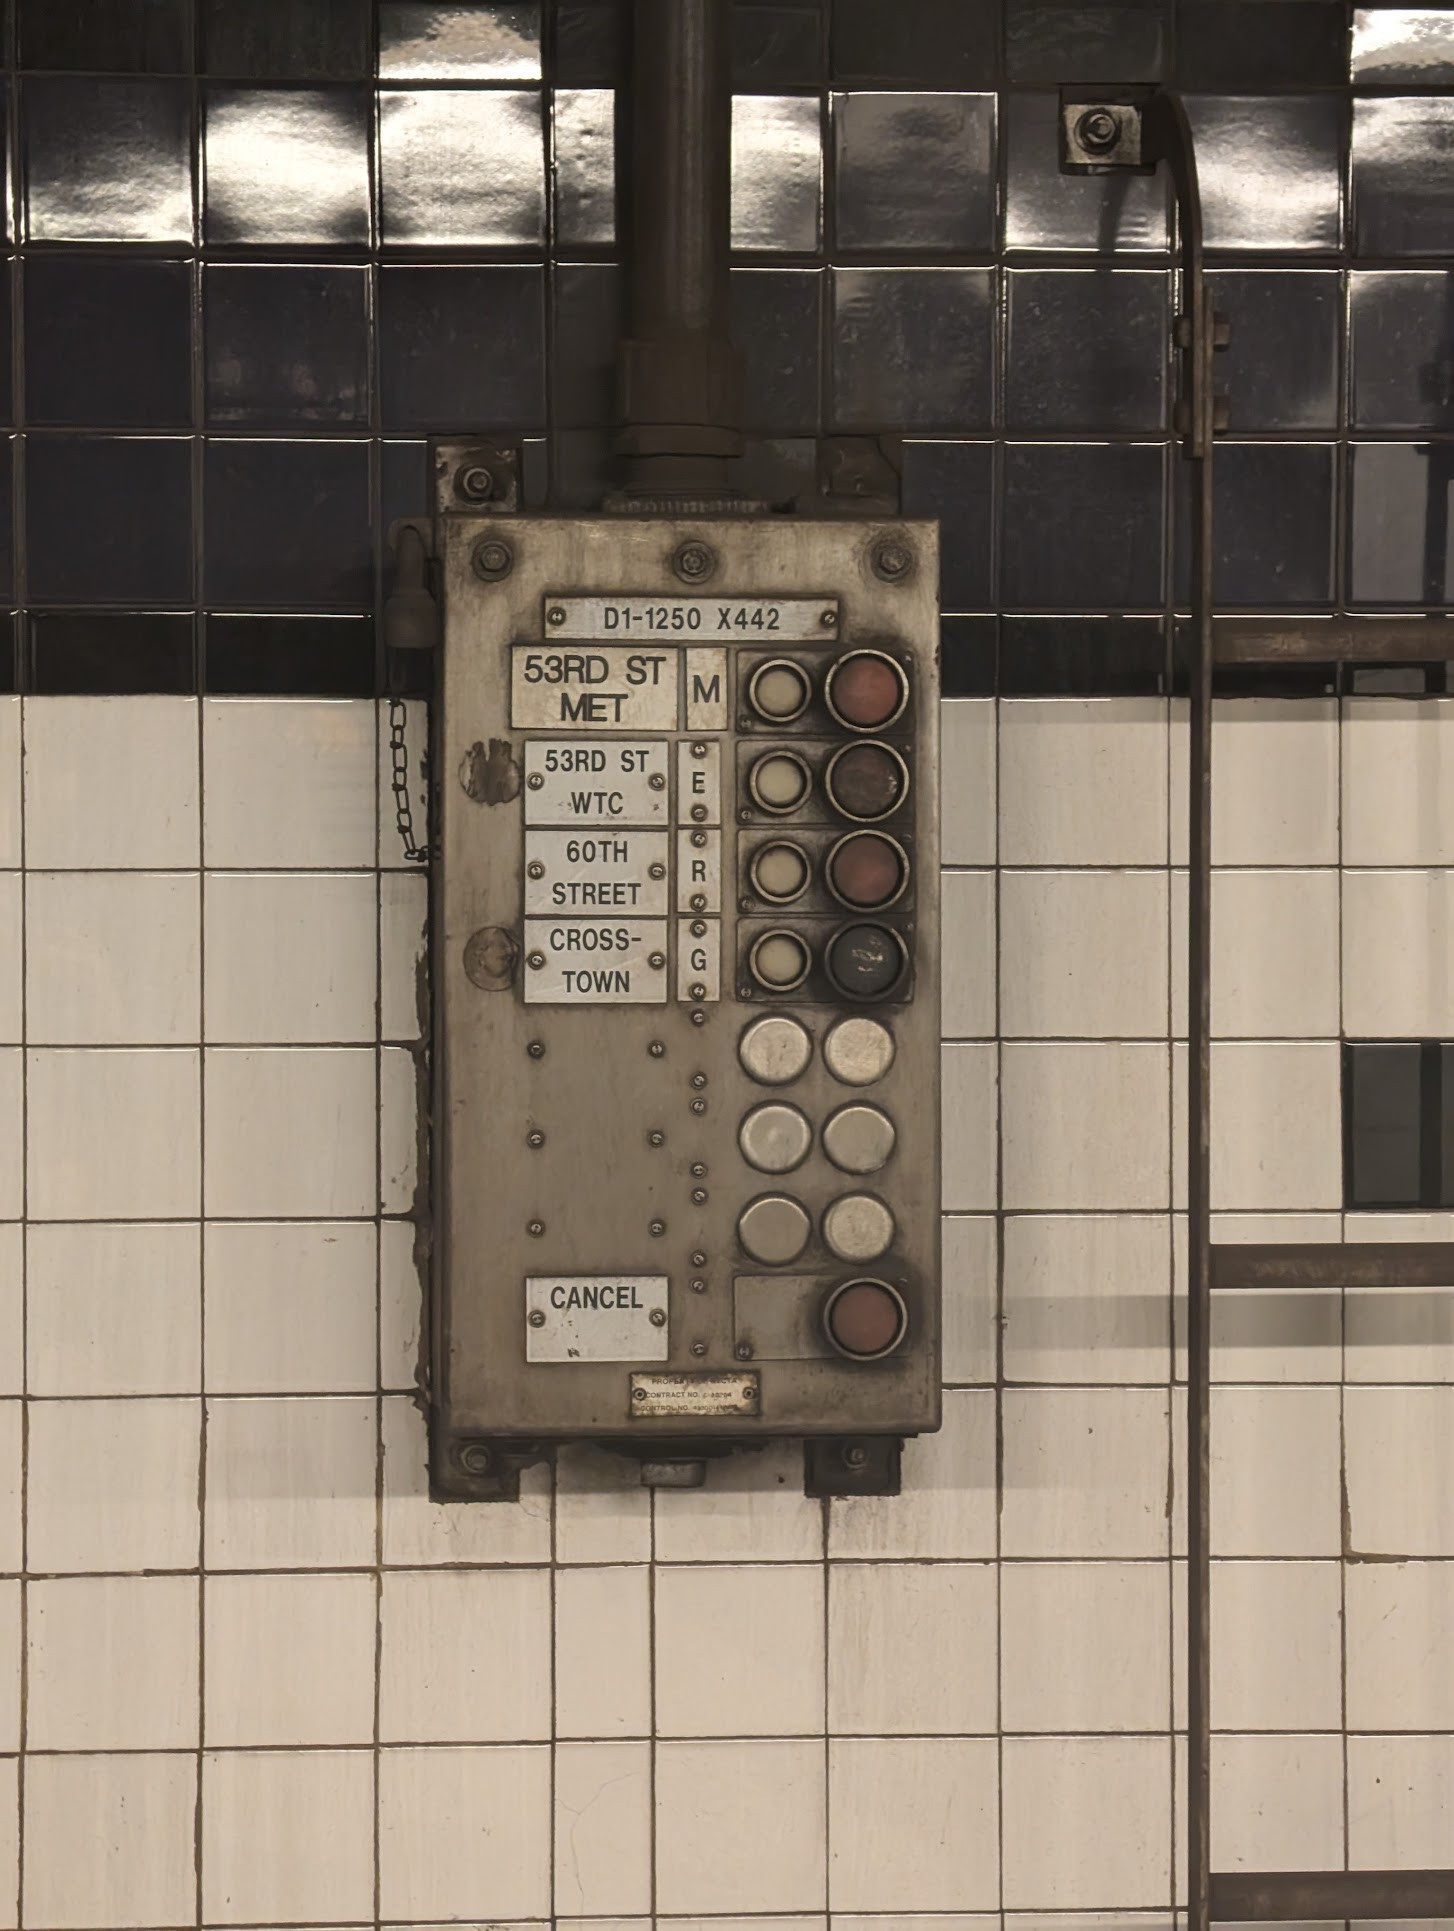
[823,1015,896,1085]
[738,1194,811,1265]
[738,1102,813,1174]
[822,1193,896,1262]
[822,1104,896,1174]
[738,1014,812,1085]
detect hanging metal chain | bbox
[388,696,431,865]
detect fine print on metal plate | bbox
[629,1371,762,1417]
[548,595,837,642]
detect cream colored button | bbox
[750,840,810,903]
[823,1015,895,1086]
[738,1014,812,1085]
[739,1102,812,1174]
[749,751,810,813]
[749,660,811,721]
[822,1193,896,1262]
[823,1104,896,1175]
[738,1194,811,1265]
[749,929,810,991]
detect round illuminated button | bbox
[825,650,908,731]
[739,1102,813,1174]
[826,831,908,910]
[738,1193,811,1266]
[748,658,812,723]
[823,1103,896,1174]
[749,928,812,992]
[825,922,908,1001]
[823,1277,909,1360]
[823,1193,896,1262]
[824,741,909,822]
[739,1013,812,1085]
[750,840,811,905]
[823,1015,895,1085]
[749,750,812,814]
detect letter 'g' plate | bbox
[526,1277,670,1362]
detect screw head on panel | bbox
[649,772,667,791]
[527,1219,545,1237]
[820,608,837,629]
[691,741,709,758]
[690,1009,706,1025]
[690,1339,707,1356]
[649,1219,667,1237]
[527,1039,546,1059]
[673,540,716,583]
[458,1440,494,1474]
[689,896,707,915]
[527,860,545,879]
[690,804,708,822]
[691,920,707,937]
[648,1130,665,1147]
[527,951,546,970]
[528,1309,546,1327]
[735,1341,754,1361]
[691,1251,708,1266]
[871,539,913,583]
[526,1129,545,1148]
[691,1163,707,1177]
[690,1279,707,1293]
[842,1443,870,1470]
[1074,106,1121,154]
[471,535,514,581]
[650,1308,668,1327]
[691,1073,708,1088]
[649,951,666,970]
[688,982,707,1000]
[547,604,567,625]
[527,772,544,789]
[649,862,666,880]
[649,1040,666,1057]
[692,1188,708,1204]
[458,463,495,502]
[691,831,708,849]
[690,1098,707,1115]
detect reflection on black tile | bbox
[205,265,368,427]
[832,0,998,85]
[552,261,622,429]
[28,612,194,695]
[732,95,822,252]
[1178,443,1335,608]
[1187,95,1343,253]
[902,441,994,611]
[1177,3,1345,88]
[552,2,627,85]
[1206,269,1340,432]
[27,437,191,603]
[1007,4,1164,85]
[1345,1040,1423,1209]
[731,268,822,435]
[380,88,546,247]
[205,615,374,695]
[1006,91,1169,252]
[941,615,997,695]
[382,440,431,533]
[549,427,613,509]
[1352,8,1454,84]
[734,435,819,511]
[1002,444,1163,609]
[380,266,547,430]
[1005,269,1166,433]
[25,257,190,428]
[832,267,993,432]
[733,6,824,88]
[554,88,615,247]
[204,440,371,607]
[203,87,371,247]
[24,77,192,242]
[1354,97,1454,257]
[1349,442,1454,606]
[834,92,995,254]
[379,2,542,78]
[20,0,188,71]
[1001,615,1166,695]
[1352,272,1454,432]
[200,0,371,77]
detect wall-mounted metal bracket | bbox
[1058,87,1157,172]
[803,1435,902,1499]
[431,1431,550,1503]
[432,439,522,517]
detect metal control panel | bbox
[431,516,941,1495]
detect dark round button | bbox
[825,651,908,731]
[823,1278,908,1360]
[826,832,907,910]
[748,659,812,724]
[824,742,909,823]
[825,922,907,1001]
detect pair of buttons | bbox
[738,1191,895,1266]
[739,1101,895,1176]
[738,1012,895,1087]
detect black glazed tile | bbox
[25,256,190,428]
[1354,97,1454,258]
[1348,442,1454,606]
[23,76,192,242]
[203,439,371,608]
[1001,615,1166,696]
[733,6,824,88]
[548,427,613,509]
[204,265,368,428]
[832,0,998,86]
[1005,269,1167,433]
[0,618,15,696]
[1007,3,1164,84]
[1344,1040,1423,1210]
[381,440,431,534]
[552,261,622,429]
[552,2,627,86]
[1187,95,1343,254]
[834,92,996,254]
[902,441,994,612]
[832,267,993,433]
[1441,1043,1454,1206]
[732,95,822,252]
[733,435,819,511]
[554,88,615,247]
[1351,271,1454,433]
[0,270,11,425]
[941,615,997,696]
[1176,3,1346,88]
[19,0,188,72]
[731,267,822,435]
[26,437,191,604]
[380,87,546,247]
[380,265,547,430]
[203,87,371,247]
[0,442,13,605]
[28,612,194,695]
[1001,443,1163,610]
[204,614,374,696]
[1205,270,1340,433]
[1352,8,1454,84]
[1177,443,1336,609]
[1005,91,1169,253]
[199,0,371,78]
[379,2,542,78]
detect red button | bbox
[824,1279,908,1359]
[827,832,906,910]
[827,652,908,730]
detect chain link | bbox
[388,696,431,865]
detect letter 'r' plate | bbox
[526,1276,670,1363]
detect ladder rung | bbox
[1216,617,1454,664]
[1211,1868,1454,1921]
[1211,1240,1454,1291]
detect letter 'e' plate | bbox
[526,1277,669,1363]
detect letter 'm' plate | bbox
[526,1276,669,1363]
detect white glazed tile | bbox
[26,871,200,1044]
[656,1563,824,1738]
[1210,1041,1341,1211]
[0,1224,20,1397]
[829,1737,998,1912]
[1002,1042,1170,1212]
[556,1564,652,1739]
[555,1740,652,1918]
[655,1436,824,1562]
[942,1214,997,1384]
[0,1761,14,1928]
[1000,869,1169,1038]
[830,1388,996,1560]
[379,1745,551,1920]
[203,1047,376,1216]
[1003,1737,1172,1909]
[1212,1385,1341,1557]
[1001,1561,1169,1733]
[27,1575,198,1749]
[382,1393,552,1565]
[1346,1211,1454,1382]
[27,1396,199,1573]
[1193,1213,1343,1383]
[0,697,17,867]
[205,1395,376,1570]
[656,1739,826,1916]
[555,1442,652,1564]
[1212,1734,1343,1871]
[204,1570,377,1746]
[1004,1213,1171,1384]
[1000,698,1168,866]
[0,874,18,1044]
[1171,698,1338,865]
[828,1561,997,1735]
[381,1567,552,1743]
[941,1041,998,1211]
[378,697,430,873]
[203,697,376,868]
[1344,868,1454,1036]
[1346,1385,1454,1555]
[1002,1387,1170,1559]
[381,1043,419,1213]
[27,1221,200,1396]
[0,1401,18,1574]
[381,1215,424,1392]
[27,1047,200,1218]
[834,1920,997,1931]
[202,1749,375,1925]
[23,696,199,868]
[1209,1561,1342,1732]
[940,867,996,1038]
[0,1052,16,1221]
[1347,1562,1454,1730]
[0,1578,17,1751]
[23,1752,196,1930]
[381,866,429,1039]
[205,871,377,1042]
[205,1220,375,1393]
[940,699,996,865]
[1349,1734,1454,1869]
[1343,696,1454,865]
[1172,868,1340,1037]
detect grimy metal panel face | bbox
[433,517,940,1469]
